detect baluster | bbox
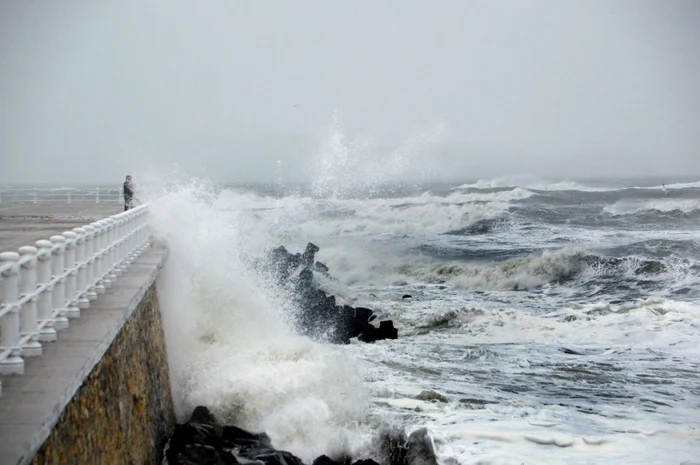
[18,246,42,356]
[113,216,125,277]
[0,252,25,374]
[136,208,146,253]
[35,240,57,342]
[72,228,90,309]
[102,219,113,288]
[94,221,106,294]
[62,231,80,318]
[142,208,151,251]
[123,211,134,268]
[118,213,128,271]
[106,218,119,282]
[83,225,97,301]
[50,235,69,330]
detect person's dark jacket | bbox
[123,180,134,200]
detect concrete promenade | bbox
[0,204,168,464]
[0,203,122,254]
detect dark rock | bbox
[251,450,306,465]
[378,321,398,340]
[402,295,412,300]
[559,347,583,355]
[167,422,225,463]
[313,456,339,465]
[312,455,354,465]
[314,261,330,274]
[189,406,221,425]
[165,407,309,465]
[302,242,320,266]
[175,444,225,465]
[406,428,438,465]
[414,390,447,403]
[376,426,438,465]
[262,243,399,344]
[377,427,408,465]
[166,407,430,465]
[222,425,272,447]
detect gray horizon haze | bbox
[1,0,699,185]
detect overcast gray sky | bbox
[1,0,699,185]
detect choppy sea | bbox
[148,176,700,465]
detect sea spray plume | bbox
[310,111,447,198]
[147,180,377,461]
[311,111,374,199]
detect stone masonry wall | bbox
[31,285,175,465]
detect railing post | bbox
[50,235,69,330]
[112,216,124,278]
[141,207,150,251]
[93,222,106,295]
[122,212,133,270]
[101,219,113,288]
[0,252,25,374]
[83,225,97,301]
[62,231,80,318]
[106,218,119,283]
[35,240,57,342]
[18,246,42,356]
[72,228,90,309]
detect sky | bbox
[0,0,699,185]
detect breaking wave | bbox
[604,199,700,216]
[455,178,700,193]
[147,184,376,461]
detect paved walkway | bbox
[0,204,122,253]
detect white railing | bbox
[0,187,123,204]
[0,205,151,395]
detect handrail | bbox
[0,187,123,204]
[0,205,151,395]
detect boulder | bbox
[263,243,399,344]
[375,426,439,465]
[406,428,438,465]
[414,390,447,403]
[164,407,435,465]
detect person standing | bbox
[123,175,134,210]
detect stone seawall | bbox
[30,284,175,464]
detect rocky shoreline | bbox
[164,406,438,465]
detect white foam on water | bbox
[344,295,700,464]
[604,198,700,215]
[454,177,618,192]
[455,177,700,193]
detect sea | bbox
[145,175,700,465]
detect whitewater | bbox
[144,174,700,464]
